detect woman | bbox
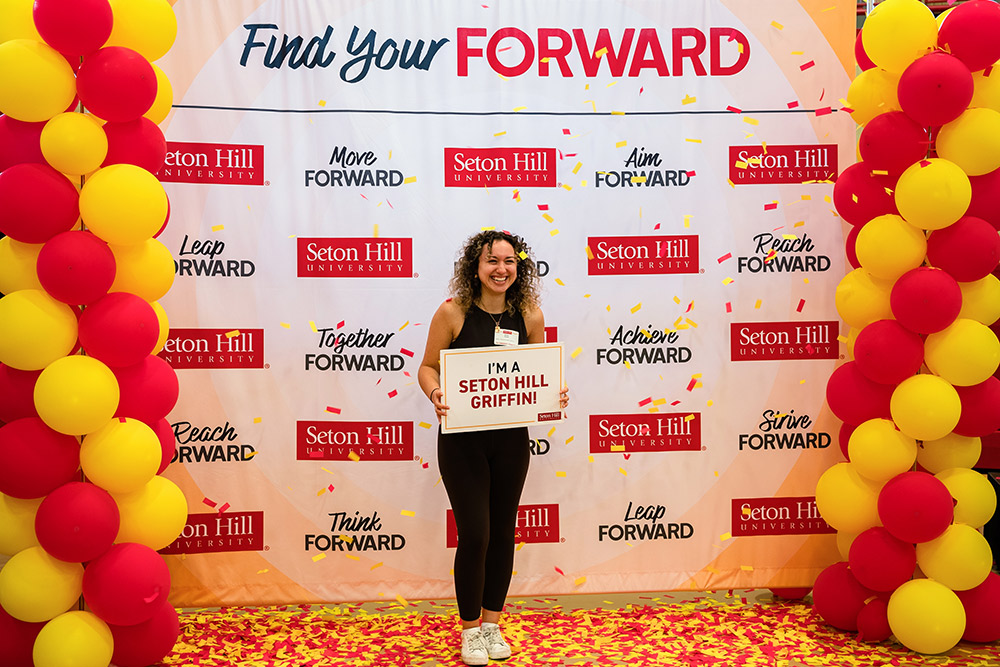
[418,230,569,665]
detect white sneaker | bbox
[480,622,511,660]
[461,628,489,666]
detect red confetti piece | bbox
[309,450,324,458]
[119,417,127,423]
[554,566,565,576]
[202,497,217,508]
[422,462,429,469]
[218,503,231,514]
[387,199,393,209]
[336,320,345,329]
[819,87,825,101]
[653,223,660,230]
[727,28,739,41]
[639,86,644,95]
[764,202,778,211]
[920,160,932,167]
[376,378,382,385]
[796,299,805,312]
[686,378,697,392]
[367,433,381,444]
[725,302,732,313]
[670,400,681,406]
[685,301,694,313]
[537,204,549,210]
[787,100,800,109]
[360,194,369,200]
[400,348,414,357]
[388,389,398,398]
[562,128,571,135]
[328,484,335,492]
[623,453,631,460]
[984,65,993,77]
[717,253,732,263]
[638,397,652,407]
[815,107,832,116]
[799,60,815,71]
[726,105,742,113]
[806,344,815,355]
[686,170,696,177]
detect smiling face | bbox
[477,240,517,299]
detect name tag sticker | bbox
[494,328,519,346]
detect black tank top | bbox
[450,305,528,349]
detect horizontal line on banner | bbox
[171,105,839,116]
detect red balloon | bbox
[82,542,171,626]
[0,115,45,172]
[890,267,963,334]
[0,364,40,422]
[0,604,43,667]
[78,293,159,367]
[109,599,180,667]
[855,30,876,71]
[35,481,119,562]
[33,0,113,57]
[147,417,176,474]
[897,52,974,127]
[953,376,1000,436]
[102,118,167,174]
[0,163,80,243]
[848,527,917,592]
[938,0,1000,72]
[769,587,811,600]
[838,421,856,460]
[832,162,898,226]
[858,112,929,176]
[36,230,117,305]
[927,216,1000,282]
[856,598,892,642]
[956,571,1000,642]
[77,47,157,123]
[0,417,80,499]
[845,223,862,270]
[853,319,924,385]
[825,361,894,425]
[968,168,1000,230]
[812,561,876,631]
[113,355,180,424]
[877,471,954,543]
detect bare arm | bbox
[418,300,463,420]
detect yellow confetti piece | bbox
[513,106,527,112]
[279,322,291,329]
[316,488,327,496]
[714,471,720,477]
[547,427,556,438]
[619,467,628,476]
[570,347,582,359]
[348,451,360,462]
[395,594,408,606]
[253,417,262,424]
[373,224,379,237]
[225,330,240,338]
[720,532,732,541]
[321,467,334,474]
[574,576,587,586]
[681,94,697,105]
[555,278,565,286]
[312,553,326,562]
[403,176,417,184]
[741,565,754,572]
[561,183,572,191]
[771,20,784,29]
[685,138,702,143]
[683,214,692,228]
[572,161,582,174]
[257,569,269,574]
[565,436,574,445]
[722,277,734,285]
[630,176,647,183]
[743,117,759,126]
[556,471,567,477]
[370,562,383,571]
[399,320,409,331]
[615,140,627,148]
[344,554,359,561]
[585,245,594,260]
[754,299,762,309]
[706,566,720,574]
[542,213,554,223]
[210,224,225,233]
[494,131,507,136]
[630,302,642,314]
[318,100,327,107]
[580,179,588,187]
[400,510,415,517]
[338,534,354,543]
[734,161,748,170]
[595,47,608,58]
[653,398,667,406]
[550,229,560,236]
[707,399,714,407]
[309,320,318,333]
[516,542,526,551]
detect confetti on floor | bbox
[162,592,1000,667]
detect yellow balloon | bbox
[935,468,997,529]
[0,0,42,42]
[113,475,188,551]
[888,579,966,654]
[145,62,173,124]
[0,40,77,123]
[0,494,41,556]
[0,546,84,622]
[815,462,883,534]
[895,159,972,231]
[151,300,169,353]
[33,611,113,667]
[81,418,161,494]
[861,0,938,74]
[836,530,859,561]
[848,418,917,482]
[105,0,178,61]
[918,432,983,474]
[855,214,928,281]
[109,238,175,301]
[79,164,168,245]
[936,6,956,29]
[936,108,1000,177]
[958,273,1000,325]
[916,524,992,591]
[34,355,120,436]
[0,236,43,293]
[890,374,962,441]
[40,113,109,177]
[846,67,902,125]
[0,289,79,371]
[835,268,894,329]
[924,318,1000,386]
[971,64,1000,113]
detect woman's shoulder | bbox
[435,298,467,326]
[521,303,543,328]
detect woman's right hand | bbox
[430,388,450,422]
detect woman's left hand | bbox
[559,385,569,410]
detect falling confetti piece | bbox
[682,94,697,105]
[550,229,560,236]
[717,253,732,263]
[542,213,554,223]
[279,322,291,329]
[554,278,565,286]
[726,105,742,113]
[555,566,566,576]
[400,348,414,358]
[202,498,217,508]
[787,100,800,109]
[312,553,326,562]
[570,347,582,359]
[225,330,240,338]
[725,302,733,313]
[619,467,628,476]
[556,471,567,477]
[348,451,360,462]
[743,117,759,126]
[754,299,762,309]
[764,202,778,211]
[403,176,417,184]
[595,47,608,58]
[494,130,506,136]
[370,562,383,570]
[513,106,527,112]
[796,299,805,312]
[800,60,815,71]
[815,107,832,116]
[722,277,734,285]
[326,406,341,414]
[721,532,732,541]
[615,140,627,148]
[585,245,594,260]
[770,20,784,29]
[400,510,415,517]
[574,576,587,586]
[741,565,754,571]
[630,303,641,314]
[572,161,582,174]
[253,417,262,424]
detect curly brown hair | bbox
[448,230,541,315]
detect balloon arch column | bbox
[813,0,1000,654]
[0,1,185,666]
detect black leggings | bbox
[438,427,530,622]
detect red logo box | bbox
[730,321,839,361]
[297,238,412,277]
[587,235,699,275]
[295,421,414,461]
[160,142,264,185]
[731,497,835,536]
[728,144,838,184]
[444,147,556,187]
[589,413,701,453]
[160,511,264,553]
[158,328,264,369]
[447,503,559,546]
